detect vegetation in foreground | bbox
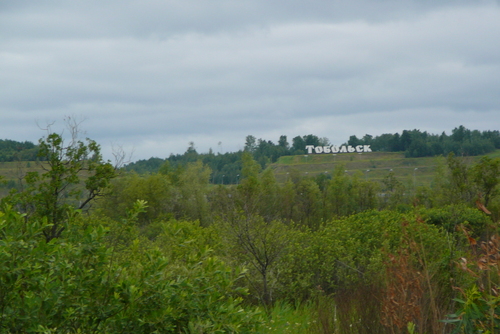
[1,123,500,333]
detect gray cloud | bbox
[1,1,500,160]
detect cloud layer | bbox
[1,1,500,160]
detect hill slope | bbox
[270,151,500,186]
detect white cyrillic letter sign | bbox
[306,144,372,154]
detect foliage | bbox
[0,205,120,332]
[218,215,292,306]
[470,156,500,206]
[172,160,212,225]
[380,170,407,209]
[422,154,500,213]
[260,301,314,334]
[443,233,500,333]
[98,160,212,226]
[444,285,500,334]
[290,177,322,228]
[325,166,379,219]
[358,126,500,158]
[5,126,500,333]
[3,129,116,242]
[317,210,407,288]
[0,204,263,333]
[153,218,222,265]
[3,126,498,182]
[418,204,491,237]
[97,172,174,225]
[0,139,38,162]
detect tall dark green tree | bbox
[244,135,257,153]
[348,135,362,146]
[278,135,289,150]
[291,136,306,154]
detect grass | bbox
[261,301,315,334]
[0,161,91,198]
[0,161,37,179]
[0,161,39,197]
[486,150,500,159]
[261,290,385,334]
[270,151,498,186]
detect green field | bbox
[0,161,73,197]
[0,161,37,178]
[0,161,38,196]
[270,151,498,186]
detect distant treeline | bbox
[3,126,498,178]
[124,125,500,182]
[348,125,500,158]
[0,139,38,162]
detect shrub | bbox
[0,204,262,333]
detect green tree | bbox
[348,135,362,146]
[325,166,352,217]
[291,136,306,154]
[279,179,296,223]
[244,135,257,153]
[294,177,322,229]
[278,135,289,150]
[400,130,412,151]
[302,134,319,146]
[5,123,116,242]
[237,152,262,217]
[446,153,474,205]
[97,172,173,225]
[175,160,212,225]
[258,167,280,221]
[470,156,500,207]
[219,215,291,306]
[381,170,407,209]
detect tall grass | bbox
[262,287,385,334]
[260,301,314,334]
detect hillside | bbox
[0,161,37,196]
[270,150,500,186]
[2,151,500,195]
[0,161,91,197]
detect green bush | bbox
[418,204,491,236]
[0,205,262,333]
[276,210,417,300]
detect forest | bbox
[1,124,500,333]
[0,139,38,162]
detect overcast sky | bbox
[1,0,500,161]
